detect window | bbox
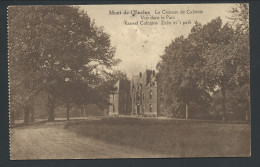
[134,94,135,101]
[113,94,115,101]
[149,104,152,112]
[113,105,115,113]
[143,92,145,101]
[150,90,152,99]
[137,93,140,101]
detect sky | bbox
[80,4,237,77]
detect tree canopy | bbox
[157,4,249,121]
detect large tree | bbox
[157,35,210,119]
[191,18,236,122]
[9,6,119,122]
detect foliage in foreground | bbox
[8,6,122,123]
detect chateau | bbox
[109,70,157,117]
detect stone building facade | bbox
[109,70,157,117]
[131,70,157,116]
[109,79,131,116]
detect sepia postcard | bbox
[8,4,250,160]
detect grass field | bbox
[65,117,250,157]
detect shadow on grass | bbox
[64,117,251,157]
[10,120,48,128]
[10,116,104,129]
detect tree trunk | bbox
[66,104,70,121]
[185,93,189,119]
[30,109,35,122]
[48,93,55,122]
[24,110,30,123]
[48,105,55,121]
[185,103,189,119]
[30,98,35,123]
[221,87,226,122]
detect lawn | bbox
[64,117,251,157]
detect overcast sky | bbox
[80,4,236,77]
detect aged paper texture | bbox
[8,4,250,159]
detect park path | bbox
[10,121,162,160]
